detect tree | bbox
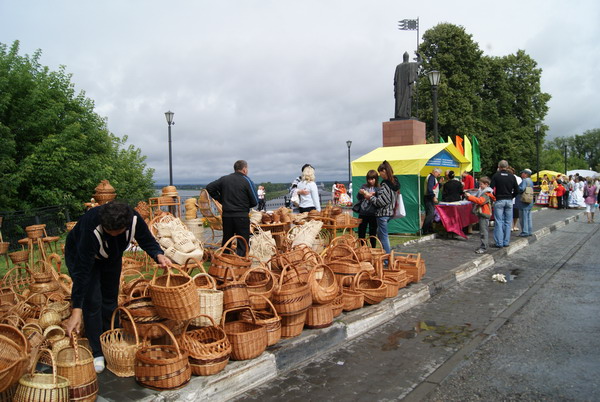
[0,41,155,212]
[544,129,599,172]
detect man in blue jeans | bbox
[490,160,519,247]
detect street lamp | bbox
[165,110,175,186]
[535,123,541,184]
[346,140,352,190]
[427,71,441,143]
[564,144,568,174]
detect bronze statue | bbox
[394,51,420,119]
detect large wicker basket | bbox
[190,273,223,328]
[208,235,252,280]
[100,307,146,377]
[241,295,281,346]
[270,264,312,317]
[354,270,387,305]
[0,327,28,393]
[134,323,191,390]
[309,264,339,305]
[149,266,200,321]
[177,317,231,376]
[305,303,334,329]
[217,267,250,311]
[221,308,268,361]
[55,333,98,402]
[14,349,69,402]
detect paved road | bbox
[236,219,600,401]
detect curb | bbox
[134,211,584,402]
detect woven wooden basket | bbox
[0,328,28,394]
[208,236,252,280]
[280,310,307,338]
[330,292,344,318]
[25,225,45,240]
[55,333,98,402]
[135,323,191,390]
[190,273,223,328]
[8,250,29,265]
[305,303,334,329]
[176,317,231,376]
[241,266,275,310]
[221,308,268,361]
[100,307,146,377]
[271,263,312,317]
[218,267,250,311]
[149,266,200,321]
[354,270,387,305]
[121,287,169,340]
[340,276,364,312]
[309,264,339,305]
[14,349,69,402]
[241,295,281,346]
[0,242,8,255]
[392,252,425,284]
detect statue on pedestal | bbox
[394,51,421,119]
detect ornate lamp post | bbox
[535,123,541,184]
[427,71,441,143]
[165,111,175,186]
[564,144,568,174]
[346,140,352,189]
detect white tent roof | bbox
[567,169,599,178]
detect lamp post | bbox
[564,144,568,174]
[535,123,541,184]
[427,71,441,143]
[346,140,352,189]
[165,111,175,186]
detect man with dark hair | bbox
[490,160,519,247]
[64,201,171,373]
[206,160,258,256]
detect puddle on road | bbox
[382,321,475,350]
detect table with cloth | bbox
[434,201,479,239]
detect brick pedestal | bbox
[382,119,426,146]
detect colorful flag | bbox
[439,136,445,143]
[447,136,454,146]
[472,135,481,172]
[455,135,464,155]
[464,135,473,171]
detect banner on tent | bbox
[425,150,459,168]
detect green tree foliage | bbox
[544,129,600,172]
[417,24,551,176]
[0,41,155,212]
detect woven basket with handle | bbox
[100,307,146,377]
[149,265,200,321]
[14,348,69,402]
[55,333,98,402]
[176,317,231,376]
[221,307,268,361]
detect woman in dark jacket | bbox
[357,170,379,247]
[364,161,400,254]
[441,171,463,202]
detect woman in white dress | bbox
[569,176,586,208]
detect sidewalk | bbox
[96,208,584,401]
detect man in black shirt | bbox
[490,160,519,247]
[206,160,258,256]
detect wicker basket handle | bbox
[354,269,372,290]
[368,235,383,250]
[182,257,206,275]
[219,235,249,258]
[248,294,279,318]
[221,306,257,327]
[70,331,81,364]
[192,272,217,290]
[110,306,140,346]
[32,348,59,383]
[241,265,272,284]
[275,259,304,290]
[181,314,218,334]
[142,322,182,357]
[221,266,240,283]
[127,280,150,299]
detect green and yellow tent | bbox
[351,143,470,234]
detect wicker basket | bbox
[38,308,62,330]
[354,270,387,305]
[29,261,54,284]
[218,267,250,311]
[305,303,334,329]
[221,308,268,361]
[8,250,29,265]
[0,328,28,393]
[47,301,71,321]
[354,239,373,263]
[0,242,9,255]
[135,323,191,390]
[190,274,223,328]
[14,349,69,402]
[100,307,146,377]
[309,264,339,305]
[330,292,344,318]
[271,264,312,317]
[121,287,171,340]
[65,221,77,232]
[149,266,200,321]
[25,225,45,240]
[280,311,307,338]
[176,317,231,376]
[208,236,252,280]
[55,333,98,402]
[241,266,275,310]
[340,277,364,312]
[240,295,281,346]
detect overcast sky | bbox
[1,0,598,184]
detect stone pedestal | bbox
[382,119,426,146]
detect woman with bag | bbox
[296,165,321,213]
[356,170,379,247]
[516,169,534,237]
[363,161,400,254]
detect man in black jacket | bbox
[490,160,519,247]
[64,201,171,373]
[206,160,259,256]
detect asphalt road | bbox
[236,219,600,401]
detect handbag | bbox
[290,190,300,207]
[352,202,361,213]
[392,192,406,219]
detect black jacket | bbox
[206,171,259,217]
[65,205,163,309]
[442,179,463,202]
[490,169,519,200]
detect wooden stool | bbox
[42,227,60,254]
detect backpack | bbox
[521,186,534,204]
[583,185,589,198]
